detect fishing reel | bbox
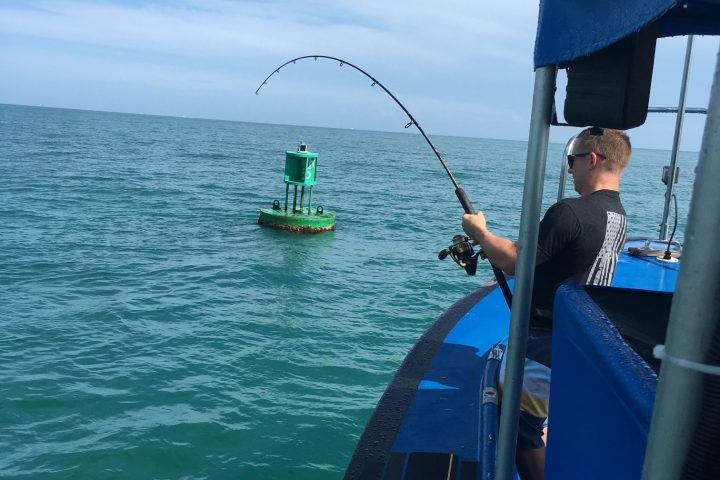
[438,234,482,276]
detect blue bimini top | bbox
[534,0,720,68]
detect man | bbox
[461,127,631,480]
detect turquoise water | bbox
[0,104,697,479]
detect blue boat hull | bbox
[345,238,680,479]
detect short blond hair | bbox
[576,127,631,172]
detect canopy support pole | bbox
[660,35,694,240]
[495,64,555,480]
[642,43,720,480]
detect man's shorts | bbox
[498,329,552,450]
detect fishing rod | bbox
[256,55,513,307]
[256,56,475,210]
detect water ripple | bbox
[0,104,697,479]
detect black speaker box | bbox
[564,23,658,129]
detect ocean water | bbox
[0,104,697,479]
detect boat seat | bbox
[545,284,670,479]
[585,286,672,372]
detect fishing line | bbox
[256,55,513,308]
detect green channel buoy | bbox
[258,142,336,233]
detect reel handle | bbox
[455,187,475,214]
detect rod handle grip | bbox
[455,188,475,214]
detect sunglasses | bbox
[567,152,605,168]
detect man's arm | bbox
[462,211,517,275]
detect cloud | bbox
[0,0,716,149]
[0,0,537,124]
[0,0,536,67]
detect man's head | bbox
[568,127,631,195]
[573,127,631,172]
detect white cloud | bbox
[0,0,716,149]
[0,0,536,66]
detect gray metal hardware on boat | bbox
[660,35,694,241]
[495,64,556,480]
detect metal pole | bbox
[495,65,556,480]
[285,183,290,211]
[641,43,720,480]
[660,35,694,240]
[557,135,577,202]
[556,150,567,202]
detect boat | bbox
[344,1,720,479]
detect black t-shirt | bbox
[530,189,627,329]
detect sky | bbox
[1,0,718,150]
